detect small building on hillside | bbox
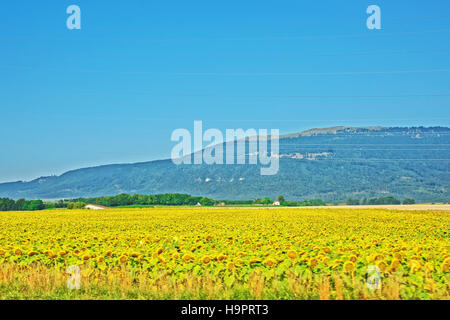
[85,204,110,210]
[273,200,281,206]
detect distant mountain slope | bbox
[1,126,449,202]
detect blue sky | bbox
[1,0,450,182]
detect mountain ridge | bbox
[1,126,449,202]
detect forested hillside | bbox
[0,126,449,202]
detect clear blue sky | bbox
[1,0,450,182]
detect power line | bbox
[3,65,450,76]
[286,159,450,161]
[6,49,450,59]
[206,29,450,42]
[2,28,450,43]
[13,14,449,32]
[279,144,450,146]
[93,69,450,76]
[233,157,450,161]
[1,88,450,99]
[36,114,449,124]
[199,117,450,122]
[10,49,450,59]
[278,148,450,151]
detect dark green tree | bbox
[403,198,415,205]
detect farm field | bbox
[0,207,448,300]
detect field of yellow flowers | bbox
[0,207,448,300]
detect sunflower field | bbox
[0,207,448,299]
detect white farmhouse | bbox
[85,204,110,210]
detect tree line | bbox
[74,193,215,207]
[346,196,415,205]
[0,194,417,212]
[0,198,46,211]
[74,194,326,208]
[252,196,326,206]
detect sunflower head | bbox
[343,261,355,273]
[323,247,331,254]
[377,260,388,273]
[182,254,193,262]
[119,255,128,264]
[227,262,236,271]
[309,258,319,269]
[409,260,422,273]
[389,259,401,273]
[264,258,275,267]
[202,256,211,264]
[287,250,298,260]
[441,257,450,273]
[393,252,403,260]
[27,251,38,257]
[217,254,227,261]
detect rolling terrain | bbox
[1,126,449,202]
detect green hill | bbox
[0,126,449,202]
